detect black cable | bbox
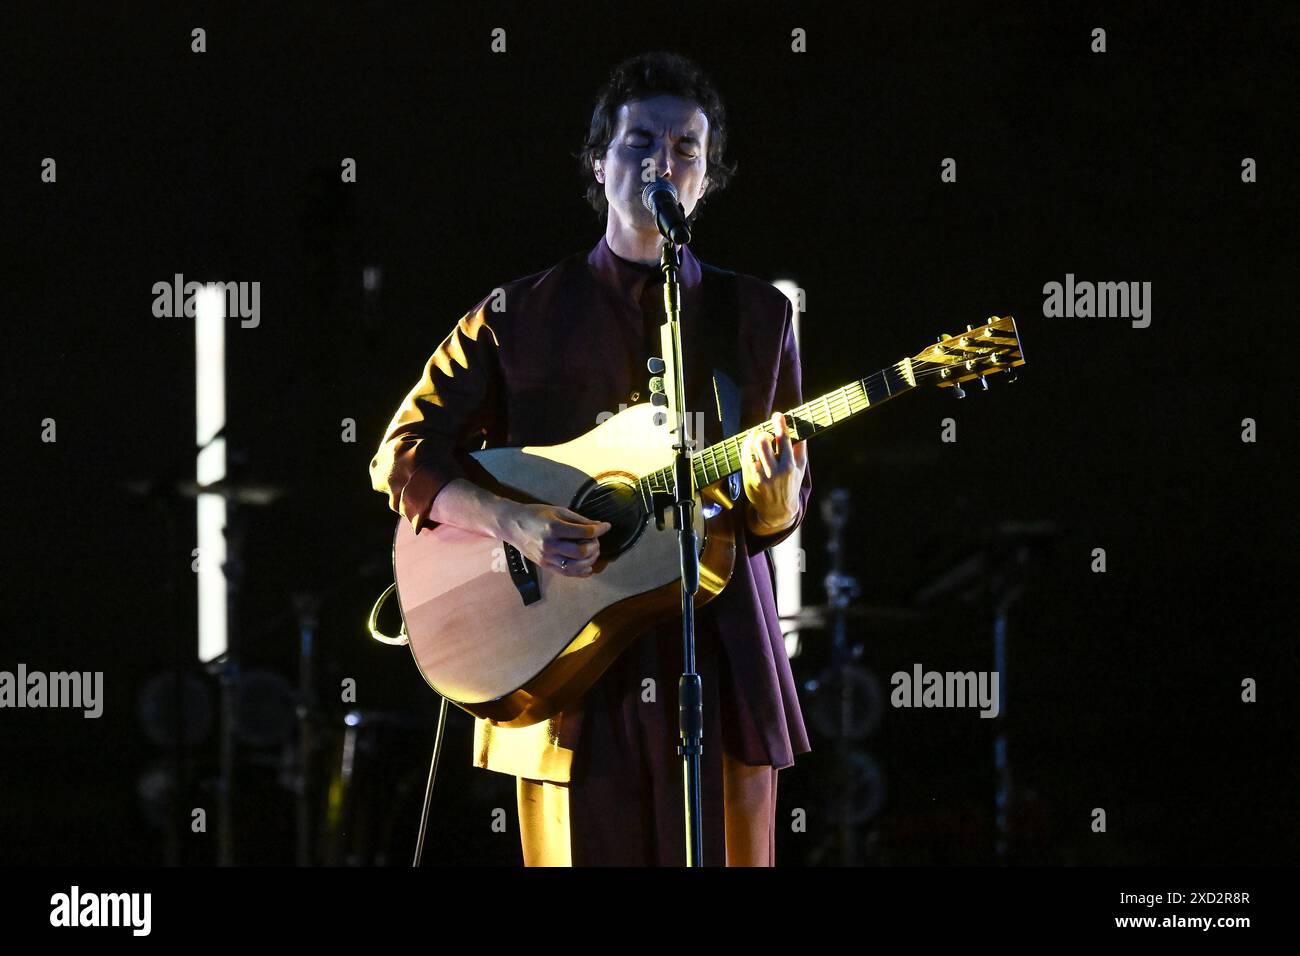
[412,695,450,867]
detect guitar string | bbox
[570,362,1016,522]
[570,357,1018,519]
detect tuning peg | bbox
[651,392,668,407]
[646,356,665,374]
[652,411,667,426]
[649,375,665,394]
[952,382,966,399]
[979,376,989,391]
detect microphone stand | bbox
[658,241,705,866]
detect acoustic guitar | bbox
[384,316,1025,727]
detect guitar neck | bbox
[640,358,920,493]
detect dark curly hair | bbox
[578,51,736,220]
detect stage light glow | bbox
[773,279,804,659]
[195,284,227,664]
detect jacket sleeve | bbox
[743,297,812,557]
[368,301,504,535]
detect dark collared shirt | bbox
[369,236,812,780]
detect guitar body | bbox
[392,402,739,728]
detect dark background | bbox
[2,0,1295,866]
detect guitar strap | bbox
[700,264,787,591]
[698,263,743,504]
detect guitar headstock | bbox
[909,315,1025,395]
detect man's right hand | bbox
[502,503,611,576]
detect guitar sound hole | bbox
[570,475,648,559]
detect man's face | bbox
[593,94,710,233]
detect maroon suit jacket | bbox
[369,236,812,781]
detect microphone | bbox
[641,179,692,245]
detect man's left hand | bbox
[741,412,808,535]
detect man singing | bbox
[369,51,811,866]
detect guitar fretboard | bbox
[638,358,919,497]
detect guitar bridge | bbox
[502,542,541,606]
